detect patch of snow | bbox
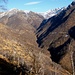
[0,8,30,18]
[24,10,30,14]
[38,7,65,19]
[0,7,65,19]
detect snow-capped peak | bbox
[0,8,65,19]
[0,8,30,18]
[8,8,21,12]
[24,10,30,14]
[38,7,65,19]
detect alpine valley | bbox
[0,1,75,75]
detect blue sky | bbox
[7,0,74,12]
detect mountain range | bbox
[0,1,75,75]
[0,7,64,19]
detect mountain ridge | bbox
[0,1,75,75]
[36,1,75,74]
[0,7,65,19]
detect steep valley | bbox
[0,1,75,75]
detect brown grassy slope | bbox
[0,23,72,75]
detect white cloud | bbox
[24,1,42,5]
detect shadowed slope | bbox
[36,1,75,74]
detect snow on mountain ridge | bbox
[0,8,30,18]
[38,7,65,19]
[24,10,30,14]
[0,8,65,19]
[67,1,75,9]
[0,8,21,18]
